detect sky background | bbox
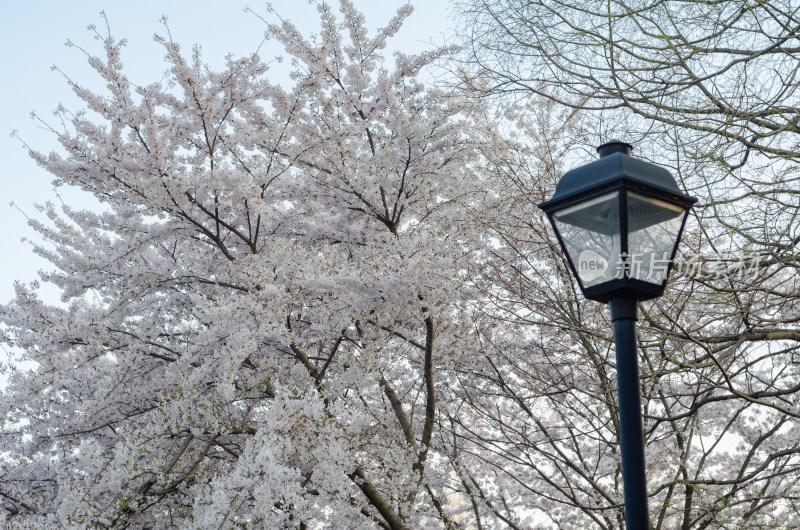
[0,0,454,304]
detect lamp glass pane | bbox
[552,192,622,288]
[626,191,687,285]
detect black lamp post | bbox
[538,140,696,529]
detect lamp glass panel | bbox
[626,191,687,285]
[552,192,622,288]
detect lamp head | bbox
[538,141,697,302]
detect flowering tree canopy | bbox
[1,2,492,527]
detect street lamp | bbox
[538,140,696,529]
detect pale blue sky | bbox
[0,1,454,303]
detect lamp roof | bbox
[539,143,696,212]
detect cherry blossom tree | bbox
[0,2,492,527]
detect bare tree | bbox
[439,83,800,527]
[458,0,800,159]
